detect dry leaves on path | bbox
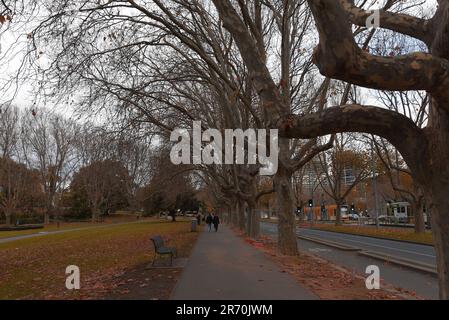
[241,233,423,300]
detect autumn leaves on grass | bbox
[0,220,198,300]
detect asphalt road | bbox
[300,228,436,266]
[261,222,439,299]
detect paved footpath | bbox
[171,224,317,300]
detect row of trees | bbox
[0,104,200,223]
[2,0,449,298]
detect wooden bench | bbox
[151,235,177,266]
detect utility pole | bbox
[371,140,379,229]
[309,172,313,225]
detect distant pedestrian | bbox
[206,213,213,231]
[212,214,220,232]
[196,212,201,225]
[169,208,176,222]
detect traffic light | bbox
[296,207,301,215]
[308,199,313,207]
[351,204,355,212]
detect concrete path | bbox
[171,224,317,300]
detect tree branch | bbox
[340,0,433,45]
[211,0,286,118]
[279,104,427,175]
[307,0,449,107]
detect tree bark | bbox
[44,212,50,225]
[91,207,100,223]
[422,105,449,299]
[230,201,237,229]
[427,188,449,299]
[412,199,426,234]
[5,212,11,227]
[246,202,252,236]
[335,201,343,226]
[238,200,245,231]
[247,200,260,239]
[274,154,299,255]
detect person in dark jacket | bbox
[206,213,213,231]
[169,208,176,222]
[212,214,220,232]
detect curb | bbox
[297,235,361,251]
[308,227,434,247]
[298,234,437,276]
[358,250,437,276]
[261,220,433,247]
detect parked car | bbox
[185,211,195,217]
[348,213,359,221]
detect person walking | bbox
[212,213,220,232]
[206,213,213,232]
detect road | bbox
[301,228,435,266]
[261,222,439,299]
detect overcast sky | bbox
[0,0,439,118]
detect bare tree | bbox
[21,109,79,224]
[373,137,426,233]
[0,157,41,226]
[71,159,132,222]
[315,134,371,225]
[274,0,449,298]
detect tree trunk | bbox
[91,207,99,223]
[426,188,449,299]
[5,212,12,226]
[247,201,260,239]
[44,212,50,225]
[412,199,426,234]
[246,202,252,236]
[274,150,299,255]
[230,201,237,229]
[335,201,342,226]
[422,106,449,299]
[238,200,245,231]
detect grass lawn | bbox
[0,220,199,300]
[0,223,95,240]
[0,213,145,240]
[311,224,433,245]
